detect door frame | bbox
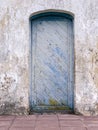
[29,10,75,113]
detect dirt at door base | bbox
[30,105,74,114]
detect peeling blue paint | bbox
[44,62,60,76]
[53,47,67,60]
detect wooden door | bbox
[30,13,74,113]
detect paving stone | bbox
[84,120,98,127]
[87,127,98,130]
[36,120,59,127]
[0,116,15,121]
[83,117,98,121]
[11,120,36,127]
[35,126,60,130]
[61,127,87,130]
[58,114,82,120]
[10,127,35,130]
[0,126,9,130]
[59,120,83,127]
[0,121,12,127]
[38,115,58,121]
[15,115,37,121]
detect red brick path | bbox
[0,114,98,130]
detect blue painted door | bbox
[31,14,74,112]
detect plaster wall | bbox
[0,0,98,115]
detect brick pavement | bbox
[0,114,98,130]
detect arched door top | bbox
[30,11,74,21]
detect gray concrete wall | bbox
[0,0,98,115]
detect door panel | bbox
[31,15,74,112]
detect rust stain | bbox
[97,42,98,49]
[92,42,98,88]
[94,67,98,88]
[0,9,10,29]
[95,103,98,110]
[76,55,86,72]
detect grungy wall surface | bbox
[0,0,98,115]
